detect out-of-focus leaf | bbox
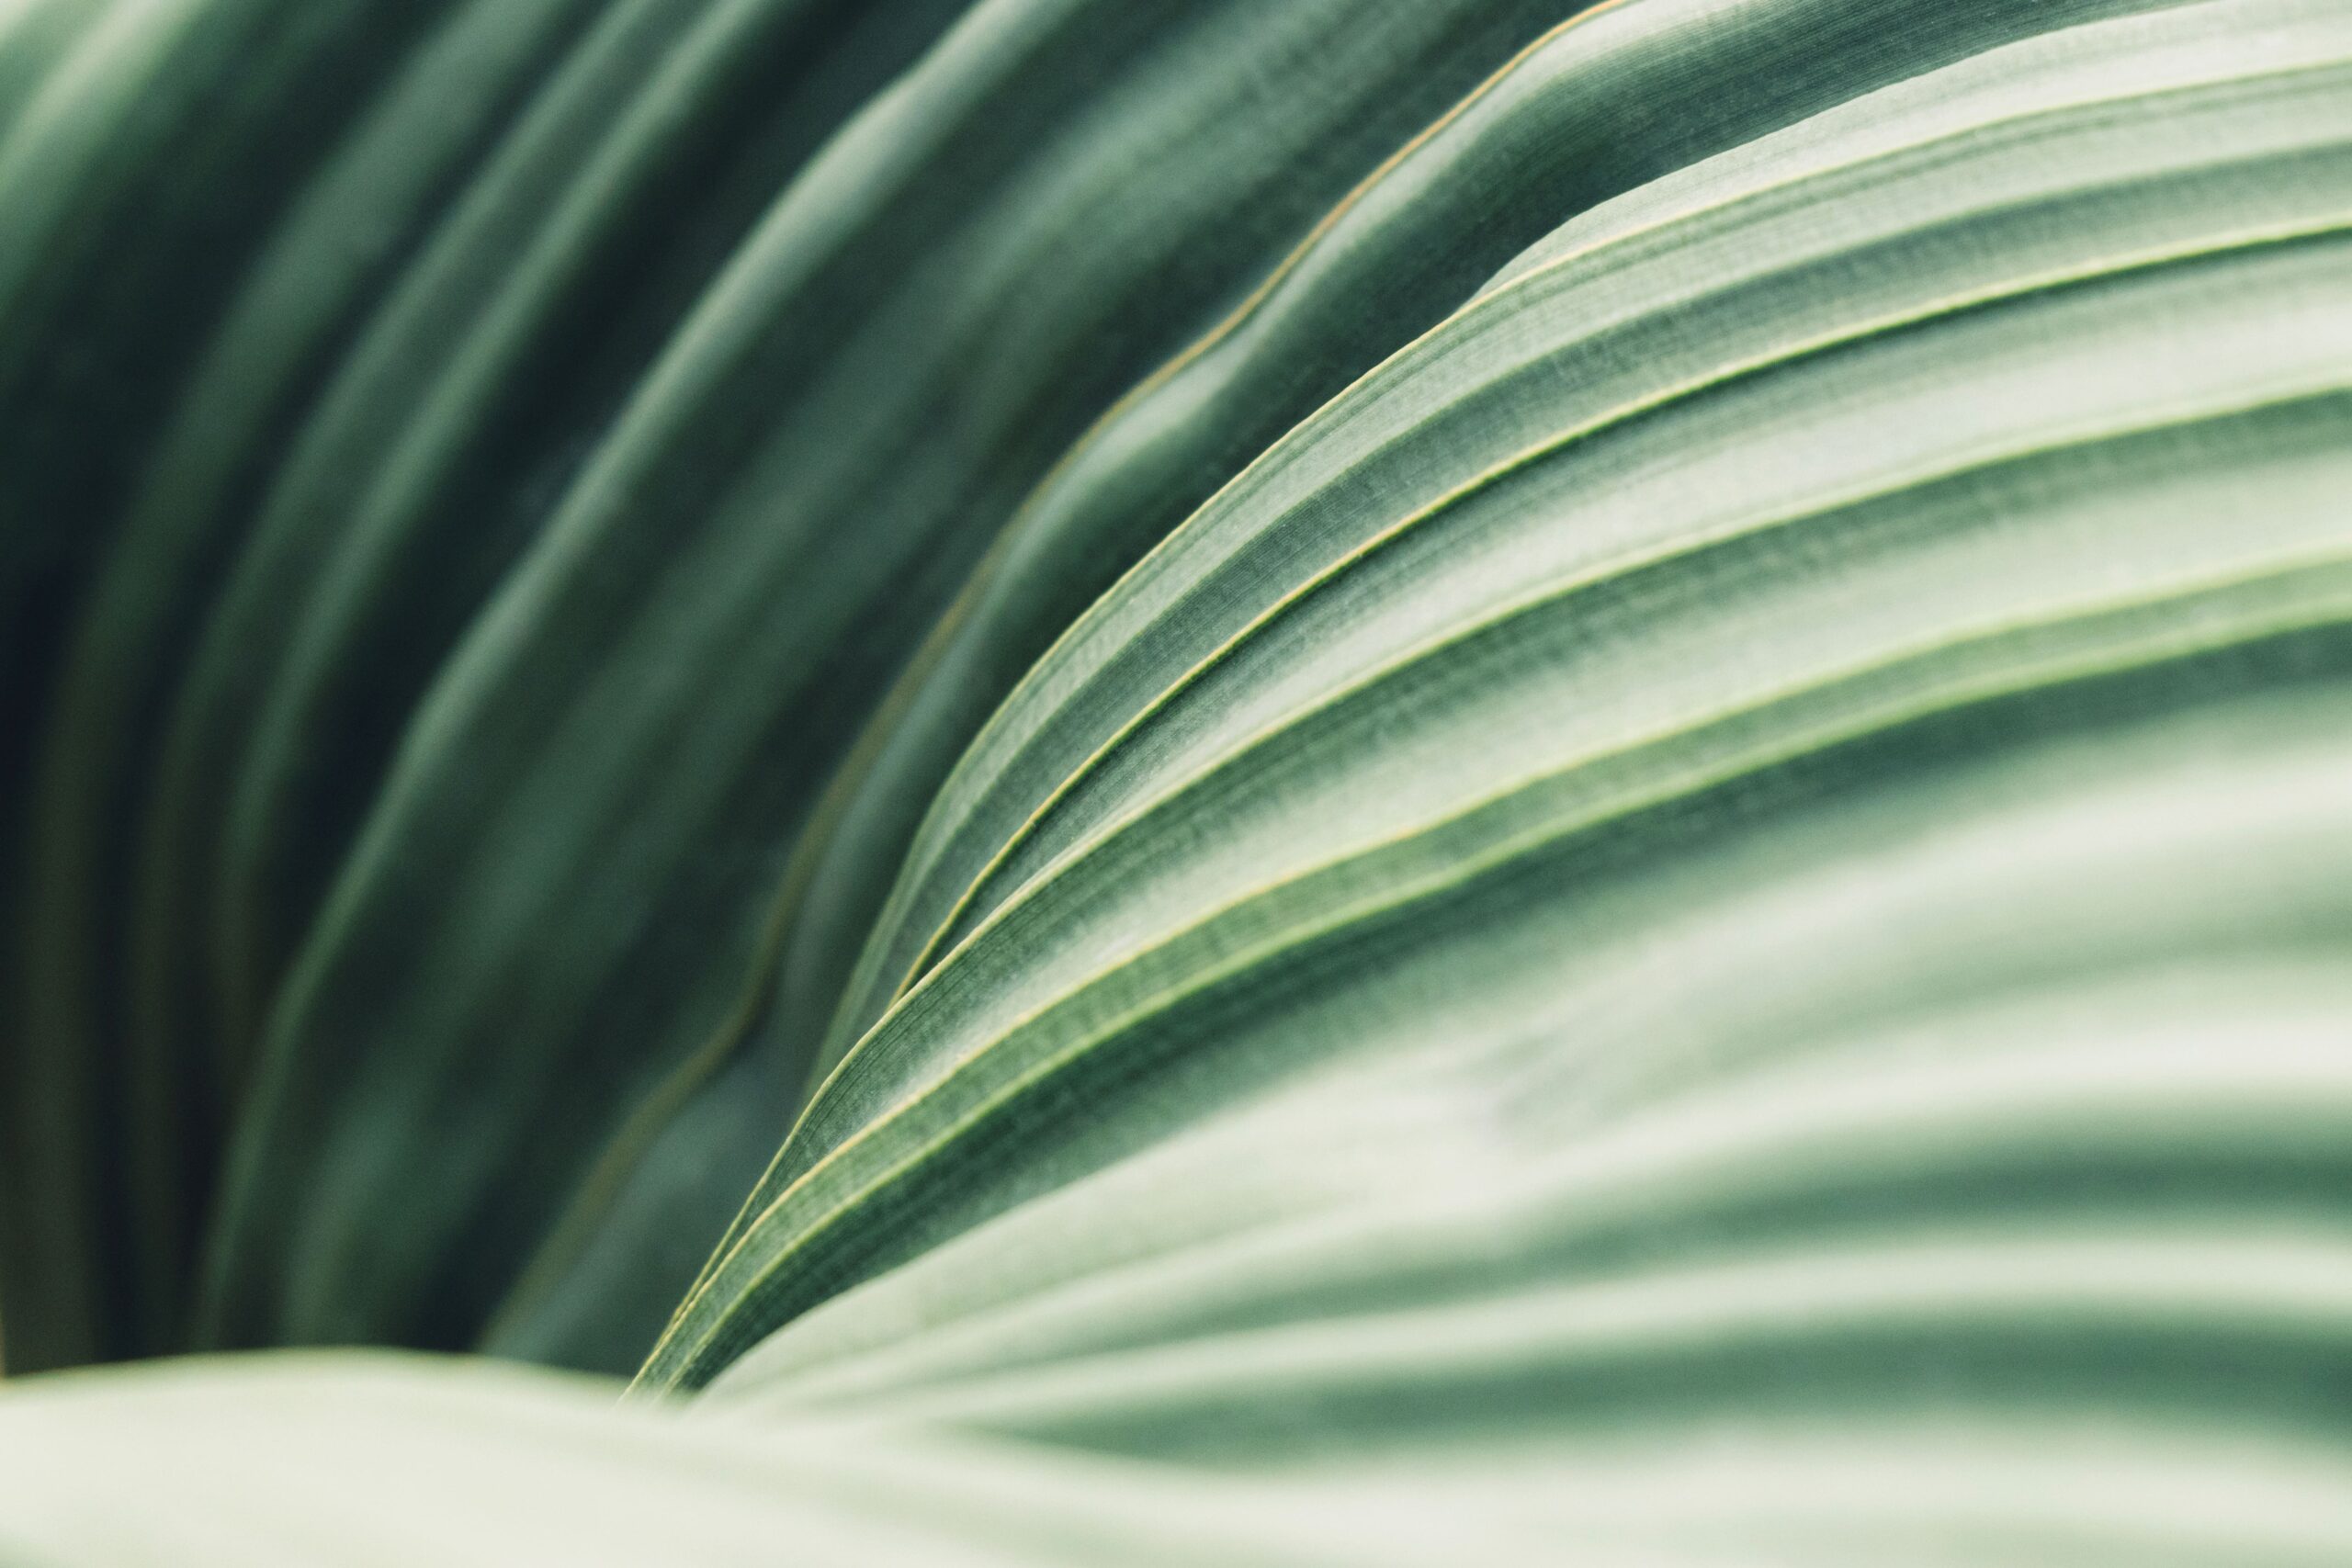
[6,1351,2352,1565]
[0,1353,1372,1567]
[0,0,472,1373]
[2,0,979,1371]
[648,0,2352,1386]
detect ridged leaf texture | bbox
[3,0,2349,1561]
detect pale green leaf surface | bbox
[0,1354,1407,1567]
[6,1352,2352,1565]
[649,0,2352,1384]
[803,0,2191,1089]
[846,0,2352,1065]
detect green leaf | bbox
[6,1351,2352,1563]
[190,0,1620,1371]
[0,0,477,1372]
[645,0,2352,1386]
[796,0,2187,1097]
[3,0,989,1369]
[7,0,2352,1560]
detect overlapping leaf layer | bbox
[3,0,2349,1561]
